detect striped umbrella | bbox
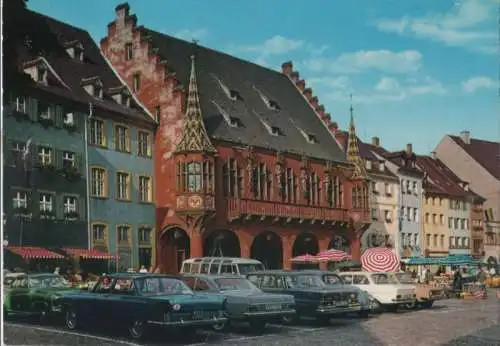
[361,247,400,272]
[290,253,318,263]
[316,249,351,263]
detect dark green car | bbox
[58,273,228,340]
[3,273,76,321]
[182,275,296,330]
[247,270,363,324]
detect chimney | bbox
[322,112,331,123]
[296,79,305,91]
[303,88,313,100]
[406,143,413,155]
[316,104,325,117]
[281,61,293,76]
[310,96,319,108]
[430,151,437,159]
[334,129,347,149]
[115,3,130,19]
[460,130,471,144]
[290,71,300,82]
[371,136,380,147]
[329,121,338,133]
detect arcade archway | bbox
[159,227,190,273]
[251,231,283,269]
[203,230,241,257]
[292,233,319,256]
[328,235,350,253]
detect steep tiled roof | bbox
[17,10,153,124]
[449,135,500,180]
[141,28,347,162]
[416,155,478,198]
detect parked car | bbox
[338,271,416,312]
[300,270,374,316]
[181,257,265,276]
[182,274,296,329]
[247,270,363,324]
[392,272,444,308]
[3,273,76,322]
[58,273,228,340]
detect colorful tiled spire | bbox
[174,55,216,154]
[346,95,367,179]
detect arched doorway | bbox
[159,227,190,274]
[203,230,241,257]
[292,233,319,269]
[251,232,283,269]
[328,235,350,253]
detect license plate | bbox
[266,304,281,311]
[192,311,203,320]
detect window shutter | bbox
[55,194,64,219]
[54,149,63,170]
[31,143,40,168]
[55,105,64,127]
[27,97,38,122]
[27,190,34,214]
[78,196,86,221]
[74,152,81,174]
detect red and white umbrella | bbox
[315,249,350,263]
[361,247,400,272]
[290,253,318,263]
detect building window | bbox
[310,172,320,205]
[285,168,298,204]
[154,106,161,123]
[371,181,378,194]
[117,225,130,245]
[405,180,410,193]
[222,159,240,197]
[125,43,133,60]
[425,213,429,223]
[371,208,378,220]
[439,214,444,225]
[38,146,52,165]
[139,175,152,202]
[454,218,459,229]
[384,183,391,195]
[426,234,431,247]
[63,196,77,213]
[186,162,202,192]
[90,118,106,147]
[384,210,391,222]
[400,180,405,194]
[433,234,438,247]
[92,224,107,243]
[432,213,437,224]
[352,187,363,208]
[62,151,75,168]
[39,193,53,212]
[12,191,28,208]
[14,96,27,113]
[37,65,47,83]
[39,104,54,121]
[116,172,131,200]
[251,163,271,200]
[94,84,103,98]
[139,227,152,244]
[114,125,130,152]
[138,131,152,157]
[412,181,417,194]
[133,73,140,92]
[440,235,444,248]
[448,217,452,228]
[178,160,215,194]
[91,167,108,197]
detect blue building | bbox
[3,9,156,270]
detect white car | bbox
[338,271,416,312]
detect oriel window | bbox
[186,162,202,192]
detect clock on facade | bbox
[188,195,203,209]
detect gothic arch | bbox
[203,229,241,257]
[292,232,319,257]
[158,227,190,273]
[250,231,283,269]
[328,234,350,253]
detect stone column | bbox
[190,230,203,258]
[282,233,295,270]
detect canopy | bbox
[290,253,318,263]
[438,254,474,265]
[315,249,350,263]
[335,259,361,268]
[6,246,65,260]
[361,247,400,272]
[62,248,118,260]
[406,256,443,265]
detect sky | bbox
[28,0,499,153]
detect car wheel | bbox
[40,305,51,324]
[250,320,267,330]
[282,314,298,324]
[212,321,227,331]
[316,315,331,325]
[65,308,78,330]
[405,300,417,310]
[384,304,399,313]
[358,310,369,318]
[128,319,146,340]
[422,300,434,309]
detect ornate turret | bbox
[346,96,367,180]
[174,55,216,154]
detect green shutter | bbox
[78,196,86,221]
[28,97,38,122]
[55,194,64,220]
[55,105,64,127]
[54,148,62,170]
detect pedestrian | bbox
[139,265,148,273]
[453,268,463,295]
[476,265,486,284]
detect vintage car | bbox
[58,273,228,340]
[247,270,362,324]
[300,270,374,316]
[3,273,76,321]
[338,271,416,312]
[393,272,444,308]
[182,274,296,329]
[181,257,265,277]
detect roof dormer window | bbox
[253,110,281,136]
[65,40,84,61]
[268,99,281,111]
[36,65,47,84]
[379,161,385,171]
[253,86,280,111]
[229,89,243,101]
[366,160,372,170]
[94,84,103,98]
[211,75,242,101]
[81,76,104,99]
[271,126,282,136]
[211,101,241,128]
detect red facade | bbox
[101,4,370,273]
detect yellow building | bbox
[422,195,449,257]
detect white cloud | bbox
[408,76,447,95]
[304,49,423,74]
[174,28,208,41]
[462,76,496,92]
[243,35,304,56]
[373,0,496,53]
[307,76,351,90]
[375,77,400,92]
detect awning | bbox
[63,248,118,260]
[6,246,65,259]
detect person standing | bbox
[139,265,148,273]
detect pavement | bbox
[4,296,499,346]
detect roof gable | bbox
[449,135,500,180]
[142,28,346,162]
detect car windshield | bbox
[292,275,326,289]
[237,263,265,275]
[214,277,258,291]
[322,274,343,285]
[29,275,68,288]
[395,273,414,284]
[371,273,399,285]
[136,277,193,296]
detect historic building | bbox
[371,144,424,258]
[434,131,498,263]
[3,9,157,269]
[416,154,483,257]
[101,3,371,273]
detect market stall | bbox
[290,253,319,270]
[4,246,66,272]
[361,247,400,272]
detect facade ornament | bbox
[275,151,285,193]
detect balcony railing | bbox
[225,198,349,223]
